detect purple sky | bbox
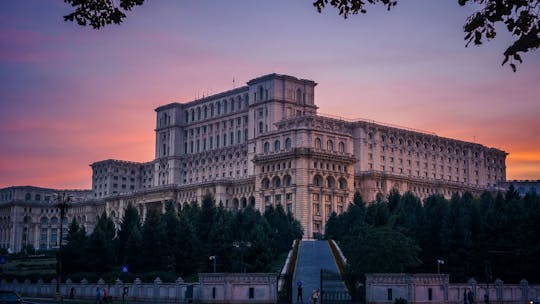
[1,1,539,189]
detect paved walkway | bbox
[292,240,348,304]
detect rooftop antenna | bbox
[233,77,235,89]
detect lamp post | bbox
[233,241,251,272]
[55,192,71,302]
[209,255,217,273]
[436,259,445,274]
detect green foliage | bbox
[116,204,141,263]
[85,212,116,273]
[342,225,421,275]
[62,218,87,274]
[59,194,302,278]
[327,188,540,284]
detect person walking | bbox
[297,281,303,304]
[468,290,475,304]
[312,288,319,304]
[96,287,102,304]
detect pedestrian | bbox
[96,287,102,304]
[297,280,303,304]
[312,288,319,304]
[464,289,469,304]
[468,290,475,304]
[103,288,108,303]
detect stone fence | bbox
[366,274,540,304]
[0,273,278,303]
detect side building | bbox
[0,74,508,250]
[0,186,98,252]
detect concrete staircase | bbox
[292,240,350,303]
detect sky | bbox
[0,1,539,189]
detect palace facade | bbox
[0,74,507,252]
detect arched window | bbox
[339,178,347,190]
[51,217,58,225]
[191,109,195,122]
[285,138,292,150]
[315,138,322,149]
[338,141,345,153]
[185,112,189,123]
[263,142,270,153]
[296,88,302,103]
[284,175,292,187]
[25,193,31,201]
[210,104,214,116]
[313,175,323,186]
[259,86,264,101]
[35,194,41,201]
[224,99,228,113]
[259,122,264,134]
[203,106,208,119]
[197,107,201,120]
[327,140,334,151]
[230,98,235,112]
[261,178,270,190]
[274,140,281,152]
[368,133,373,140]
[40,217,49,225]
[217,101,221,115]
[273,176,281,188]
[327,176,336,188]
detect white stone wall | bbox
[366,274,539,304]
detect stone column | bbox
[520,279,528,303]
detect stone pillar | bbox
[468,278,477,302]
[495,278,503,301]
[520,279,528,303]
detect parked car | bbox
[0,291,37,304]
[530,298,540,304]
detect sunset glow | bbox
[1,1,539,189]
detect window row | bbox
[312,175,348,190]
[185,94,249,123]
[262,138,292,153]
[184,130,249,154]
[314,138,346,153]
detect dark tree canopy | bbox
[327,189,540,284]
[313,0,539,71]
[64,0,538,71]
[63,0,144,29]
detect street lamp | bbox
[209,255,217,273]
[233,241,251,273]
[436,259,445,274]
[54,192,71,302]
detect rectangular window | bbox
[249,287,254,299]
[428,288,432,301]
[387,289,393,301]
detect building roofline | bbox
[155,86,250,112]
[247,73,317,86]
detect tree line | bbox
[326,187,540,285]
[62,193,302,279]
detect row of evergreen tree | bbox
[62,194,302,277]
[326,187,540,283]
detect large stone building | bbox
[0,74,508,251]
